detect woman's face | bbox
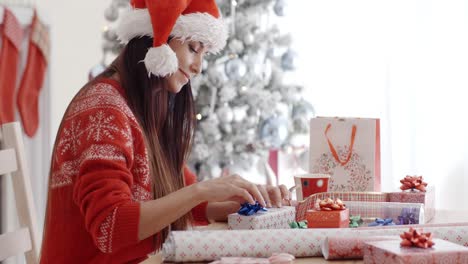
[166,38,207,93]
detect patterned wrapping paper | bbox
[363,239,468,263]
[296,191,388,221]
[227,206,296,230]
[345,201,425,225]
[322,236,399,260]
[162,222,468,262]
[388,185,435,223]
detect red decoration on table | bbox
[400,227,435,249]
[400,175,428,192]
[316,197,346,211]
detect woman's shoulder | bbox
[65,78,137,125]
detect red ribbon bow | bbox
[316,198,346,211]
[400,175,428,192]
[400,227,435,248]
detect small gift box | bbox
[363,239,468,263]
[227,206,296,230]
[306,208,349,228]
[306,198,349,228]
[388,177,435,223]
[363,227,468,263]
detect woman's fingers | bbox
[231,185,255,205]
[230,175,266,207]
[267,185,283,207]
[279,184,290,201]
[257,185,272,207]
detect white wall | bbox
[287,0,468,209]
[36,0,109,139]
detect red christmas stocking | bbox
[0,8,23,125]
[17,11,49,137]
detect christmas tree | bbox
[93,0,314,184]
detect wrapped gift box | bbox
[363,239,468,264]
[296,191,387,221]
[228,206,296,230]
[345,201,425,225]
[387,185,435,223]
[306,208,349,228]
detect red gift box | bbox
[387,185,435,223]
[306,208,349,228]
[363,239,468,264]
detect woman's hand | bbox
[256,184,290,208]
[194,174,265,206]
[194,174,291,208]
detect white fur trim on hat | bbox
[144,45,178,77]
[115,8,152,43]
[116,9,228,53]
[172,13,228,53]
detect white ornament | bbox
[202,60,209,71]
[207,63,229,87]
[293,100,315,119]
[217,105,234,123]
[232,106,248,122]
[228,39,245,54]
[103,29,118,42]
[225,58,247,80]
[220,123,232,134]
[104,6,119,22]
[281,49,297,71]
[273,0,286,16]
[259,116,289,148]
[243,33,255,45]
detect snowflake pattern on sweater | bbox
[51,81,152,253]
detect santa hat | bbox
[116,0,228,77]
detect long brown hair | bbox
[42,36,195,254]
[107,36,195,241]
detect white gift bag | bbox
[309,117,381,191]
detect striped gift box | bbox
[296,191,387,221]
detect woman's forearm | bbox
[138,184,203,241]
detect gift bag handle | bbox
[324,123,357,166]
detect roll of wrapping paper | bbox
[345,201,425,225]
[162,222,468,262]
[321,236,399,260]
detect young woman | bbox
[40,1,289,263]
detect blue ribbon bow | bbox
[237,202,268,216]
[398,208,418,225]
[368,218,395,227]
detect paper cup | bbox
[294,173,330,201]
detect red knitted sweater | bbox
[40,78,208,264]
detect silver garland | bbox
[93,0,315,182]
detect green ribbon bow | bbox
[349,215,363,228]
[289,221,308,229]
